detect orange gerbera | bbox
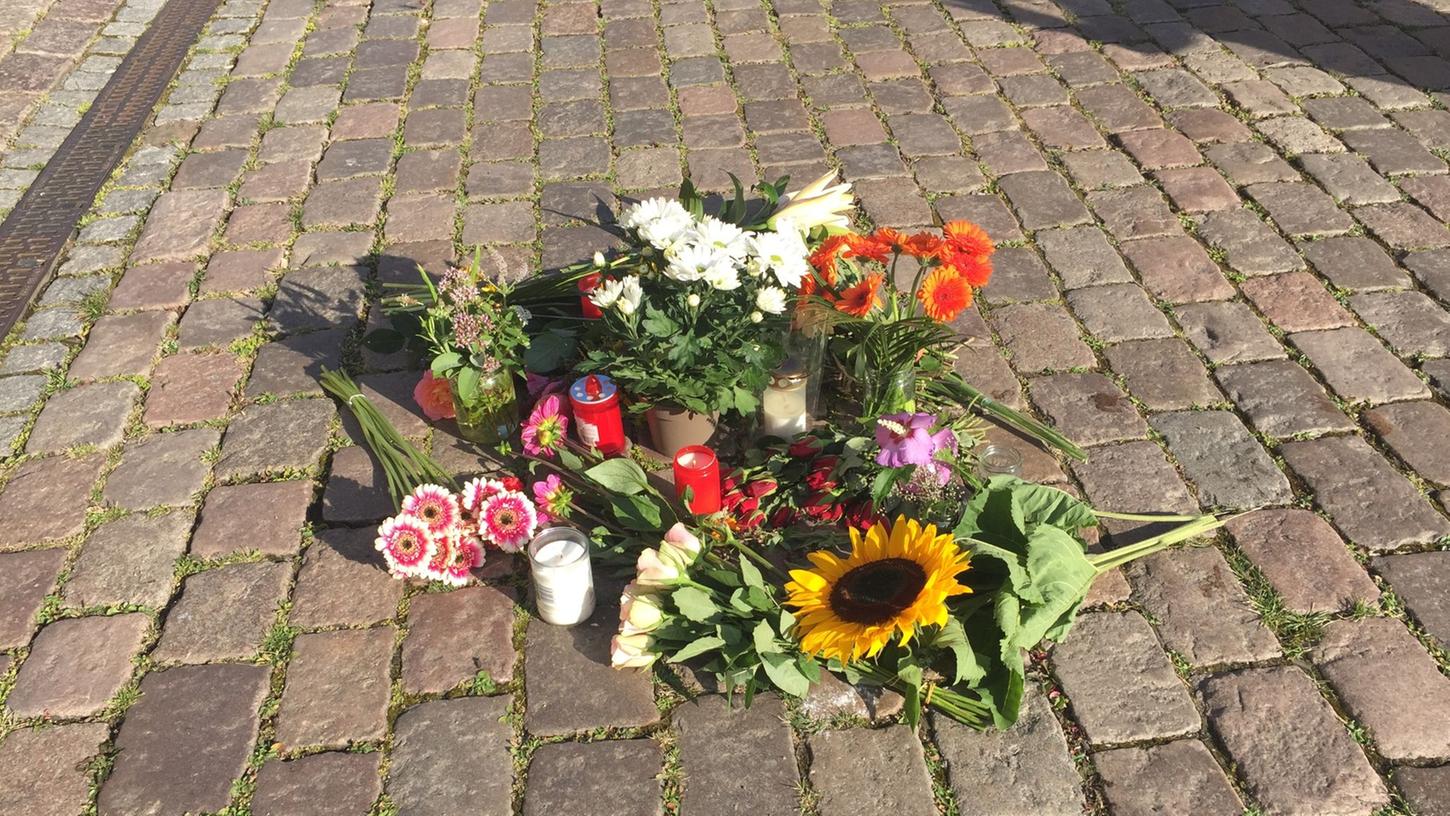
[836,273,884,317]
[901,232,945,258]
[942,220,994,259]
[947,252,992,288]
[847,232,890,263]
[809,235,851,277]
[917,266,974,322]
[869,227,907,252]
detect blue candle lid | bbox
[570,374,618,404]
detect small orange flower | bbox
[836,273,884,317]
[809,235,851,277]
[942,220,994,259]
[917,266,974,322]
[869,227,907,251]
[847,233,890,263]
[901,232,945,258]
[947,252,992,288]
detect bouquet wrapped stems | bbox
[320,369,458,507]
[926,372,1086,461]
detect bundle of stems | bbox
[320,369,458,508]
[927,372,1087,461]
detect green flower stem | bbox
[927,374,1087,461]
[730,538,789,580]
[1093,510,1205,522]
[321,370,458,508]
[1089,515,1224,573]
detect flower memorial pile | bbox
[322,173,1223,733]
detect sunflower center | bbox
[829,558,928,625]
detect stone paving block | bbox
[246,329,346,397]
[0,453,103,549]
[1299,153,1401,206]
[952,343,1026,410]
[997,171,1092,229]
[0,343,68,376]
[990,303,1096,373]
[1366,401,1450,487]
[253,752,382,816]
[1175,301,1283,365]
[402,585,517,694]
[153,561,291,664]
[109,262,193,311]
[130,189,227,262]
[7,613,148,718]
[1245,181,1356,238]
[974,130,1050,177]
[1227,509,1380,614]
[68,312,171,380]
[676,695,799,815]
[1020,105,1105,150]
[1128,543,1282,666]
[978,246,1055,303]
[1104,338,1222,410]
[1028,372,1149,447]
[216,398,335,480]
[1282,435,1450,553]
[389,697,512,816]
[270,265,369,333]
[1239,272,1355,334]
[1094,739,1244,816]
[1087,185,1179,240]
[1404,176,1450,224]
[1051,611,1200,745]
[1076,83,1163,133]
[1290,328,1428,404]
[27,381,139,453]
[178,297,267,349]
[523,741,662,816]
[65,510,190,609]
[1061,148,1146,190]
[1300,235,1409,292]
[1072,440,1198,543]
[1256,115,1343,157]
[1201,666,1389,816]
[934,193,1023,242]
[0,373,45,413]
[0,723,110,816]
[932,688,1084,815]
[100,664,271,815]
[1205,141,1298,186]
[1169,109,1253,144]
[191,480,312,559]
[1341,128,1446,177]
[291,527,403,629]
[809,726,936,814]
[1117,127,1201,169]
[1393,766,1450,816]
[276,628,394,747]
[1349,290,1450,358]
[1214,359,1354,438]
[1374,552,1450,651]
[1066,283,1175,341]
[1120,234,1235,303]
[524,584,660,736]
[1356,201,1450,251]
[144,351,242,428]
[1152,410,1292,509]
[1312,617,1450,762]
[1154,166,1240,213]
[0,547,66,649]
[105,428,219,510]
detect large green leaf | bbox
[760,651,810,697]
[609,494,664,532]
[585,458,655,496]
[930,618,986,685]
[671,635,725,662]
[673,586,719,622]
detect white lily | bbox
[768,171,855,232]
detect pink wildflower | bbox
[531,474,574,523]
[521,394,569,458]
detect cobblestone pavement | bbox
[2,0,1450,811]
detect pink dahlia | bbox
[531,474,574,523]
[375,515,433,576]
[401,484,461,536]
[479,490,538,552]
[521,394,569,458]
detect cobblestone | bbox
[933,689,1085,815]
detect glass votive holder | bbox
[977,443,1024,478]
[673,444,722,514]
[760,360,810,439]
[527,527,596,626]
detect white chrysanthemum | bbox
[665,241,716,282]
[755,286,787,314]
[748,226,810,289]
[590,277,624,310]
[690,216,748,260]
[617,276,644,315]
[702,259,741,291]
[622,197,693,251]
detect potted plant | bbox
[578,175,852,457]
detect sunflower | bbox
[835,272,884,317]
[917,265,974,322]
[785,516,971,664]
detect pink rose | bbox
[413,371,456,421]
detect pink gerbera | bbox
[421,529,455,581]
[521,394,569,458]
[479,490,539,552]
[461,477,506,513]
[401,484,461,535]
[441,535,484,586]
[375,515,433,576]
[531,474,574,523]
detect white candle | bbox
[762,376,809,437]
[528,528,596,625]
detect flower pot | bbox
[646,403,718,458]
[451,370,519,445]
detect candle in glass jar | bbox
[761,361,809,438]
[528,527,596,625]
[672,445,722,514]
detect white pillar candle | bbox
[528,527,596,626]
[762,368,810,438]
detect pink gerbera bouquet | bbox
[375,480,543,584]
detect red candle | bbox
[673,445,722,514]
[569,375,628,456]
[579,273,603,319]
